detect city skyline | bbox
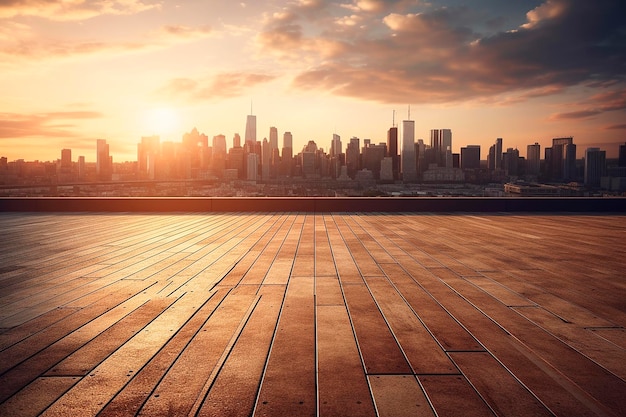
[1,0,625,162]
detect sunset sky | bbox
[1,0,625,162]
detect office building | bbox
[244,114,256,145]
[269,127,278,152]
[346,137,360,178]
[262,138,270,180]
[246,153,258,181]
[527,143,541,176]
[96,139,111,180]
[402,119,416,181]
[331,134,342,158]
[387,126,399,180]
[460,145,480,170]
[584,147,606,188]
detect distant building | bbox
[619,142,626,167]
[526,142,541,176]
[96,139,111,180]
[402,119,416,181]
[584,147,606,188]
[461,145,480,170]
[362,142,386,179]
[246,153,258,181]
[245,114,256,145]
[346,137,360,178]
[387,127,399,180]
[380,157,393,182]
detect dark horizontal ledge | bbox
[1,197,625,212]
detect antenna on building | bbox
[408,105,411,120]
[392,110,395,127]
[250,100,253,115]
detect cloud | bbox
[159,25,212,39]
[157,72,277,102]
[0,23,213,64]
[605,124,626,130]
[0,111,103,139]
[0,0,159,21]
[257,0,626,105]
[550,89,626,120]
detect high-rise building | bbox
[503,148,520,176]
[495,138,503,170]
[429,129,451,167]
[96,139,111,180]
[331,133,342,157]
[78,155,85,180]
[362,142,386,179]
[138,135,160,179]
[346,137,360,178]
[460,145,480,170]
[247,153,258,181]
[584,147,606,188]
[212,134,227,157]
[402,119,416,181]
[551,137,575,181]
[526,142,541,176]
[619,142,626,167]
[269,127,278,151]
[244,114,256,145]
[262,138,270,180]
[61,149,71,168]
[387,127,399,180]
[233,133,241,148]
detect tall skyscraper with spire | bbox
[401,107,416,181]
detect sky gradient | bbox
[1,0,625,162]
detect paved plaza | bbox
[0,212,625,416]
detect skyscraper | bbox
[551,137,575,181]
[584,147,606,188]
[96,139,111,180]
[460,145,480,170]
[527,142,541,176]
[346,137,360,178]
[495,138,503,170]
[387,126,398,180]
[619,142,626,167]
[269,127,278,151]
[282,131,293,177]
[262,138,270,180]
[402,118,416,181]
[331,133,342,157]
[244,114,256,145]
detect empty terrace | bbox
[0,210,625,416]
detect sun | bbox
[142,106,181,138]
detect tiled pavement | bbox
[0,213,625,416]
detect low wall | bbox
[1,197,625,212]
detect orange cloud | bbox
[157,72,277,102]
[0,111,103,139]
[0,0,159,21]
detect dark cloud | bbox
[158,72,277,102]
[0,111,102,139]
[259,0,626,110]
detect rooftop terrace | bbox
[0,206,625,416]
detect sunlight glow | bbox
[142,107,181,138]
